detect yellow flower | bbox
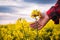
[31,10,42,18]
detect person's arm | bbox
[38,14,50,30]
[30,14,50,30]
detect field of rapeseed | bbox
[0,18,60,40]
[0,10,60,40]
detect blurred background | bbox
[0,0,56,24]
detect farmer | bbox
[30,0,60,30]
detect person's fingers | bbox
[30,23,36,28]
[38,25,42,30]
[30,22,39,29]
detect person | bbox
[30,0,60,30]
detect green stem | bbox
[35,17,39,40]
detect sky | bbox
[0,0,57,24]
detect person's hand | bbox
[30,21,43,30]
[38,24,43,30]
[30,21,38,29]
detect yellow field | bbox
[0,18,60,40]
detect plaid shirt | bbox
[46,1,60,24]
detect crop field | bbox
[0,18,60,40]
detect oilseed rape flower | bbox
[31,10,42,18]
